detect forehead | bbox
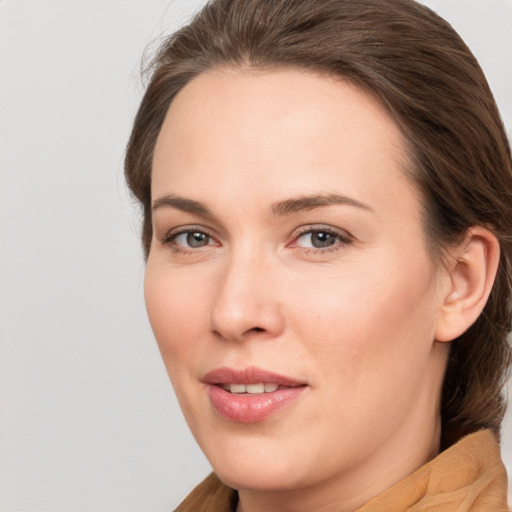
[152,68,418,219]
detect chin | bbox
[215,461,309,493]
[196,430,323,492]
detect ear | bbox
[435,226,500,342]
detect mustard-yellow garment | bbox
[174,472,237,512]
[174,429,510,512]
[357,430,509,512]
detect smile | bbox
[221,383,280,393]
[203,367,307,423]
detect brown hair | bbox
[125,0,512,436]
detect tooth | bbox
[246,383,264,394]
[264,383,279,392]
[230,384,246,394]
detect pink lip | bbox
[203,366,307,423]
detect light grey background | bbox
[0,1,511,510]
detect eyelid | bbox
[288,224,354,251]
[290,224,353,242]
[161,225,220,246]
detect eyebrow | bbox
[152,195,213,217]
[270,193,373,216]
[152,193,373,217]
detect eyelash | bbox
[161,225,353,255]
[162,226,218,254]
[291,225,353,254]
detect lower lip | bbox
[207,385,306,423]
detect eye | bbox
[297,230,338,249]
[162,227,218,251]
[174,231,212,248]
[291,227,352,251]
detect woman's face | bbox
[146,69,450,500]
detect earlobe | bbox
[435,226,500,343]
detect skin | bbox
[145,68,461,512]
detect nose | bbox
[210,251,285,342]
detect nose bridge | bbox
[210,242,283,341]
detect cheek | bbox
[286,255,441,446]
[144,261,210,377]
[289,252,438,373]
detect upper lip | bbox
[202,366,306,387]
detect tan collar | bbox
[175,430,509,512]
[357,429,509,511]
[174,472,237,512]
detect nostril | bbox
[251,327,265,333]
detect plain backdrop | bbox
[1,1,511,510]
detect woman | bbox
[125,0,512,510]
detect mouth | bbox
[219,383,287,394]
[203,366,308,423]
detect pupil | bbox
[187,232,208,247]
[312,231,335,248]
